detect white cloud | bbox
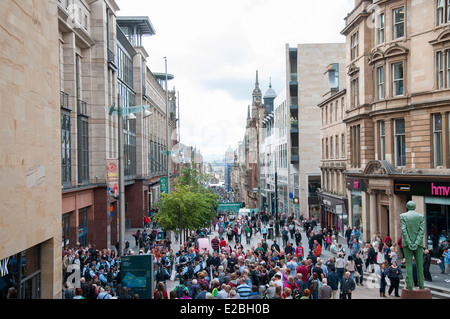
[115,0,354,159]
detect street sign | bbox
[160,176,167,193]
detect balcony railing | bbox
[60,91,70,109]
[77,99,88,116]
[107,49,117,70]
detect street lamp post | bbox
[268,152,279,244]
[274,154,279,243]
[117,96,125,257]
[164,57,171,195]
[107,96,153,256]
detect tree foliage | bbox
[154,164,218,232]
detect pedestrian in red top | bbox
[295,243,304,261]
[211,235,220,253]
[154,282,168,299]
[297,260,310,284]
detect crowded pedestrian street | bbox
[118,213,450,300]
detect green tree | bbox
[154,164,218,238]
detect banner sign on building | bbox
[106,159,119,199]
[160,176,167,194]
[394,180,450,197]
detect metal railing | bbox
[77,99,88,116]
[60,91,69,109]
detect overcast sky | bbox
[115,0,354,161]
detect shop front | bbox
[345,176,368,241]
[394,180,450,258]
[318,191,348,237]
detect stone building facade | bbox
[340,0,450,253]
[318,60,348,237]
[286,43,347,220]
[0,0,62,299]
[58,0,176,253]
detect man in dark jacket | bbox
[368,244,377,272]
[340,272,356,299]
[327,267,339,299]
[423,249,432,282]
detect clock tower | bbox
[252,70,262,107]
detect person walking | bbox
[387,261,402,297]
[423,249,432,282]
[327,266,339,299]
[377,262,388,297]
[335,253,346,285]
[340,272,356,299]
[318,278,332,299]
[354,253,364,285]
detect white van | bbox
[238,208,251,219]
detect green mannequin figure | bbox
[400,201,425,290]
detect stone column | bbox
[368,189,378,240]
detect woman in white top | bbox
[346,255,356,280]
[335,253,346,284]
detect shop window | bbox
[433,113,443,167]
[394,118,406,166]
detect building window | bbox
[351,77,359,108]
[350,125,361,167]
[379,120,386,160]
[342,97,345,119]
[394,118,406,166]
[61,111,71,187]
[438,0,445,25]
[392,62,404,96]
[378,13,385,44]
[351,31,359,60]
[326,138,329,159]
[433,113,443,167]
[342,133,345,158]
[436,0,450,25]
[393,7,405,39]
[330,136,334,158]
[335,99,339,122]
[447,50,450,87]
[437,51,444,89]
[330,102,333,124]
[377,66,385,99]
[322,138,325,159]
[62,214,71,248]
[336,134,339,158]
[78,208,89,248]
[78,116,89,184]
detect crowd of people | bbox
[153,212,399,300]
[59,209,450,300]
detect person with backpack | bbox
[154,265,169,287]
[154,282,168,299]
[174,278,189,299]
[286,275,302,299]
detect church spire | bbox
[252,70,262,105]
